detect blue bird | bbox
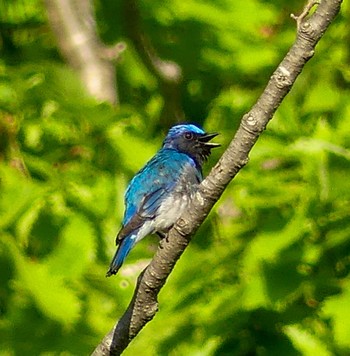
[106,124,219,277]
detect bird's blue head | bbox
[163,124,219,166]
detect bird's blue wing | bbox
[117,149,199,241]
[140,187,170,217]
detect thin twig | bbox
[100,42,127,62]
[291,0,320,30]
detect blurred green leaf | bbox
[303,82,341,113]
[46,214,96,278]
[18,262,81,326]
[284,324,332,356]
[4,236,81,327]
[0,165,41,230]
[107,124,158,172]
[322,280,350,348]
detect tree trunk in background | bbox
[45,0,118,104]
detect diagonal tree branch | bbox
[92,0,343,354]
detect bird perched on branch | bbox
[106,123,219,277]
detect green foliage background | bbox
[1,0,350,355]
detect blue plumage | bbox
[106,124,219,276]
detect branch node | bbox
[173,220,192,239]
[291,0,320,31]
[274,66,293,89]
[241,114,263,135]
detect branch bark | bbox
[45,0,124,104]
[92,0,343,354]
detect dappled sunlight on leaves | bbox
[1,0,349,355]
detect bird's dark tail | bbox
[106,237,135,277]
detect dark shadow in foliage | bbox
[214,309,299,356]
[28,210,63,259]
[263,244,305,303]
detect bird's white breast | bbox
[155,193,191,231]
[133,195,190,244]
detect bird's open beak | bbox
[198,132,220,147]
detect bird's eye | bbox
[184,132,193,140]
